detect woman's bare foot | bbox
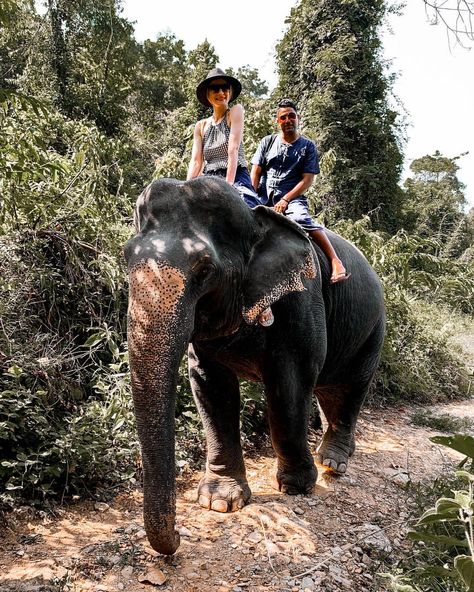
[330,258,351,284]
[258,307,274,327]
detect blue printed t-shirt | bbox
[251,134,320,203]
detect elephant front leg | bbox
[264,364,317,495]
[188,345,251,512]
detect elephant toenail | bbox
[211,499,228,513]
[198,495,210,509]
[234,499,245,510]
[338,463,347,473]
[324,459,337,470]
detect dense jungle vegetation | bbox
[0,0,472,510]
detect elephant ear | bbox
[242,206,318,325]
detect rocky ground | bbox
[1,398,474,592]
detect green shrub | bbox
[411,410,474,434]
[383,435,474,592]
[0,363,138,502]
[335,217,470,404]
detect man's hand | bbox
[274,198,289,214]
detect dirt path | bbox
[2,400,474,592]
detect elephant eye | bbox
[193,262,214,283]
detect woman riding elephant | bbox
[186,67,273,326]
[186,67,260,208]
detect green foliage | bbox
[411,410,474,434]
[386,436,474,592]
[276,0,404,230]
[0,362,138,502]
[402,151,472,259]
[335,217,470,403]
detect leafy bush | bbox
[335,217,470,404]
[411,410,474,434]
[384,435,474,592]
[0,362,138,502]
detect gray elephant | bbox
[124,177,385,555]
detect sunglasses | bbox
[278,112,297,122]
[208,83,231,93]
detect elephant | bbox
[124,176,385,555]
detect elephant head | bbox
[124,177,316,554]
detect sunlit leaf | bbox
[454,555,474,591]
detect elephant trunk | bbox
[128,259,191,555]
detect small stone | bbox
[121,565,133,578]
[235,565,242,572]
[362,553,371,565]
[110,555,121,565]
[134,529,147,540]
[301,576,315,590]
[138,566,167,585]
[94,502,110,512]
[186,571,199,580]
[117,584,124,591]
[352,523,392,553]
[178,526,192,537]
[247,531,263,543]
[83,544,96,554]
[293,506,304,515]
[124,524,140,534]
[232,587,242,592]
[385,469,410,487]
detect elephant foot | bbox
[272,461,317,495]
[197,472,251,513]
[316,426,355,474]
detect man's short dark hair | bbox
[277,99,298,113]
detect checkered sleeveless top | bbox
[202,110,247,173]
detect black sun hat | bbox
[196,67,242,108]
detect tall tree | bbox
[276,0,404,230]
[37,0,140,134]
[403,151,471,257]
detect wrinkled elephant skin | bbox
[124,177,385,555]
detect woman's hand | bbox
[274,198,289,213]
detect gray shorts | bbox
[278,196,324,232]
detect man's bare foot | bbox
[258,307,274,327]
[330,258,351,284]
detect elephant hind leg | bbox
[315,323,384,474]
[314,383,357,474]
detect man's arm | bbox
[273,173,315,213]
[250,164,262,191]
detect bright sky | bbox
[121,1,473,209]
